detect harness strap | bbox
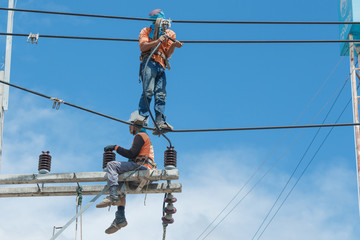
[134,156,157,169]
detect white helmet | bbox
[128,110,149,125]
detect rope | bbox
[50,185,108,240]
[75,186,83,240]
[2,7,360,25]
[1,32,360,44]
[162,225,167,240]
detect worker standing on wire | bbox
[134,9,183,134]
[96,111,156,234]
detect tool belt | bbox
[134,156,157,169]
[140,51,171,70]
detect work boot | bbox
[96,196,112,208]
[105,207,127,234]
[96,195,124,208]
[109,185,120,202]
[153,122,174,135]
[104,218,128,234]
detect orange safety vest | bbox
[134,132,155,169]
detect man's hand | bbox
[173,40,183,48]
[104,145,117,152]
[158,35,168,43]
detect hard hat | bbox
[128,110,149,125]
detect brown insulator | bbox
[164,146,177,169]
[103,151,116,169]
[38,151,52,174]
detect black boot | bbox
[105,206,128,234]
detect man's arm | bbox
[165,40,183,59]
[140,35,167,52]
[114,135,145,159]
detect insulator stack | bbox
[162,193,177,225]
[103,151,116,170]
[164,146,177,170]
[38,151,52,174]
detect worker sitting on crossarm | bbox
[134,9,183,134]
[96,111,156,234]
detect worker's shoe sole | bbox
[96,196,122,208]
[153,122,174,135]
[105,219,128,234]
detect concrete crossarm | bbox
[0,169,179,185]
[0,183,182,197]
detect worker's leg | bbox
[154,67,167,124]
[138,59,158,118]
[105,163,145,234]
[105,198,128,234]
[153,68,173,131]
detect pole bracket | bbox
[27,33,39,44]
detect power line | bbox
[1,32,360,44]
[0,32,138,42]
[0,79,145,128]
[256,92,353,240]
[0,79,359,133]
[1,7,360,25]
[252,71,351,240]
[198,68,350,240]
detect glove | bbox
[104,145,117,152]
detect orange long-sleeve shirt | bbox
[139,27,176,70]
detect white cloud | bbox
[0,94,359,240]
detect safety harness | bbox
[140,18,172,70]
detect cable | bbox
[0,79,155,130]
[1,79,359,133]
[140,41,172,147]
[252,72,351,240]
[256,93,353,240]
[172,122,360,132]
[0,32,138,42]
[195,56,346,240]
[1,7,360,25]
[199,72,351,240]
[1,32,360,44]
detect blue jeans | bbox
[138,58,167,124]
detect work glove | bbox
[104,145,117,152]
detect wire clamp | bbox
[50,97,64,110]
[160,18,172,30]
[27,33,39,44]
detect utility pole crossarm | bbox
[0,169,179,185]
[0,183,182,197]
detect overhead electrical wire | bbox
[198,66,350,240]
[0,79,359,133]
[195,56,346,240]
[1,32,360,44]
[200,74,351,240]
[0,79,147,128]
[1,7,360,25]
[202,74,351,240]
[251,72,352,240]
[256,96,353,240]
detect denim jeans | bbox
[106,161,147,187]
[138,58,167,124]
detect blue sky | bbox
[0,0,360,239]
